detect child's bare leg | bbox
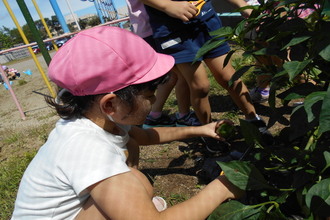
[176,62,212,124]
[150,70,177,113]
[174,70,191,115]
[204,55,257,120]
[75,168,154,220]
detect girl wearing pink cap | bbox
[12,26,242,219]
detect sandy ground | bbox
[0,52,60,162]
[0,52,58,134]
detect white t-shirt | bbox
[126,0,153,38]
[246,0,261,6]
[12,118,131,219]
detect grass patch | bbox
[0,151,36,219]
[3,133,20,145]
[28,124,53,143]
[167,193,188,206]
[17,79,27,86]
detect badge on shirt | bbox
[161,37,182,49]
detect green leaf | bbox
[208,200,261,220]
[273,69,288,79]
[253,48,267,56]
[228,66,253,87]
[223,50,236,69]
[283,60,311,81]
[277,83,320,101]
[259,206,288,220]
[319,85,330,133]
[234,20,247,37]
[305,178,330,217]
[322,151,330,173]
[239,119,263,147]
[195,39,227,61]
[281,36,311,50]
[323,0,330,17]
[209,26,233,37]
[217,161,272,190]
[303,91,326,123]
[319,43,330,61]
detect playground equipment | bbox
[81,0,120,24]
[2,0,56,99]
[1,0,129,120]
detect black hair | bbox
[46,73,169,120]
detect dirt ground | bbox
[0,52,280,207]
[0,52,59,159]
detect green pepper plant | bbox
[196,0,330,219]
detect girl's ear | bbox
[99,93,117,115]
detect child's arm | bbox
[140,0,198,21]
[88,170,243,220]
[126,137,140,168]
[129,120,230,145]
[225,0,252,18]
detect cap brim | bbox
[132,53,175,85]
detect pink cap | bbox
[48,26,174,96]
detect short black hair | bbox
[46,73,170,120]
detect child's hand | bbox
[202,120,234,141]
[163,1,198,21]
[240,8,253,18]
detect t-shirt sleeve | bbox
[58,133,130,196]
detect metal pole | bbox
[49,0,70,33]
[0,66,26,120]
[31,0,58,51]
[94,0,105,23]
[64,0,81,30]
[16,0,52,66]
[2,0,56,98]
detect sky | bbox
[0,0,128,30]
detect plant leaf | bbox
[303,91,326,123]
[277,83,320,101]
[208,200,261,220]
[228,66,253,87]
[322,151,330,173]
[234,20,247,37]
[217,161,272,190]
[239,119,263,147]
[281,36,311,50]
[253,48,267,56]
[323,0,330,17]
[223,50,236,68]
[283,60,311,81]
[195,39,227,61]
[305,178,330,217]
[319,43,330,61]
[319,85,330,133]
[209,26,233,37]
[259,206,288,220]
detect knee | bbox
[166,71,178,87]
[191,82,210,98]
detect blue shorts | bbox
[146,2,230,64]
[143,35,157,50]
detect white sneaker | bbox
[249,87,269,103]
